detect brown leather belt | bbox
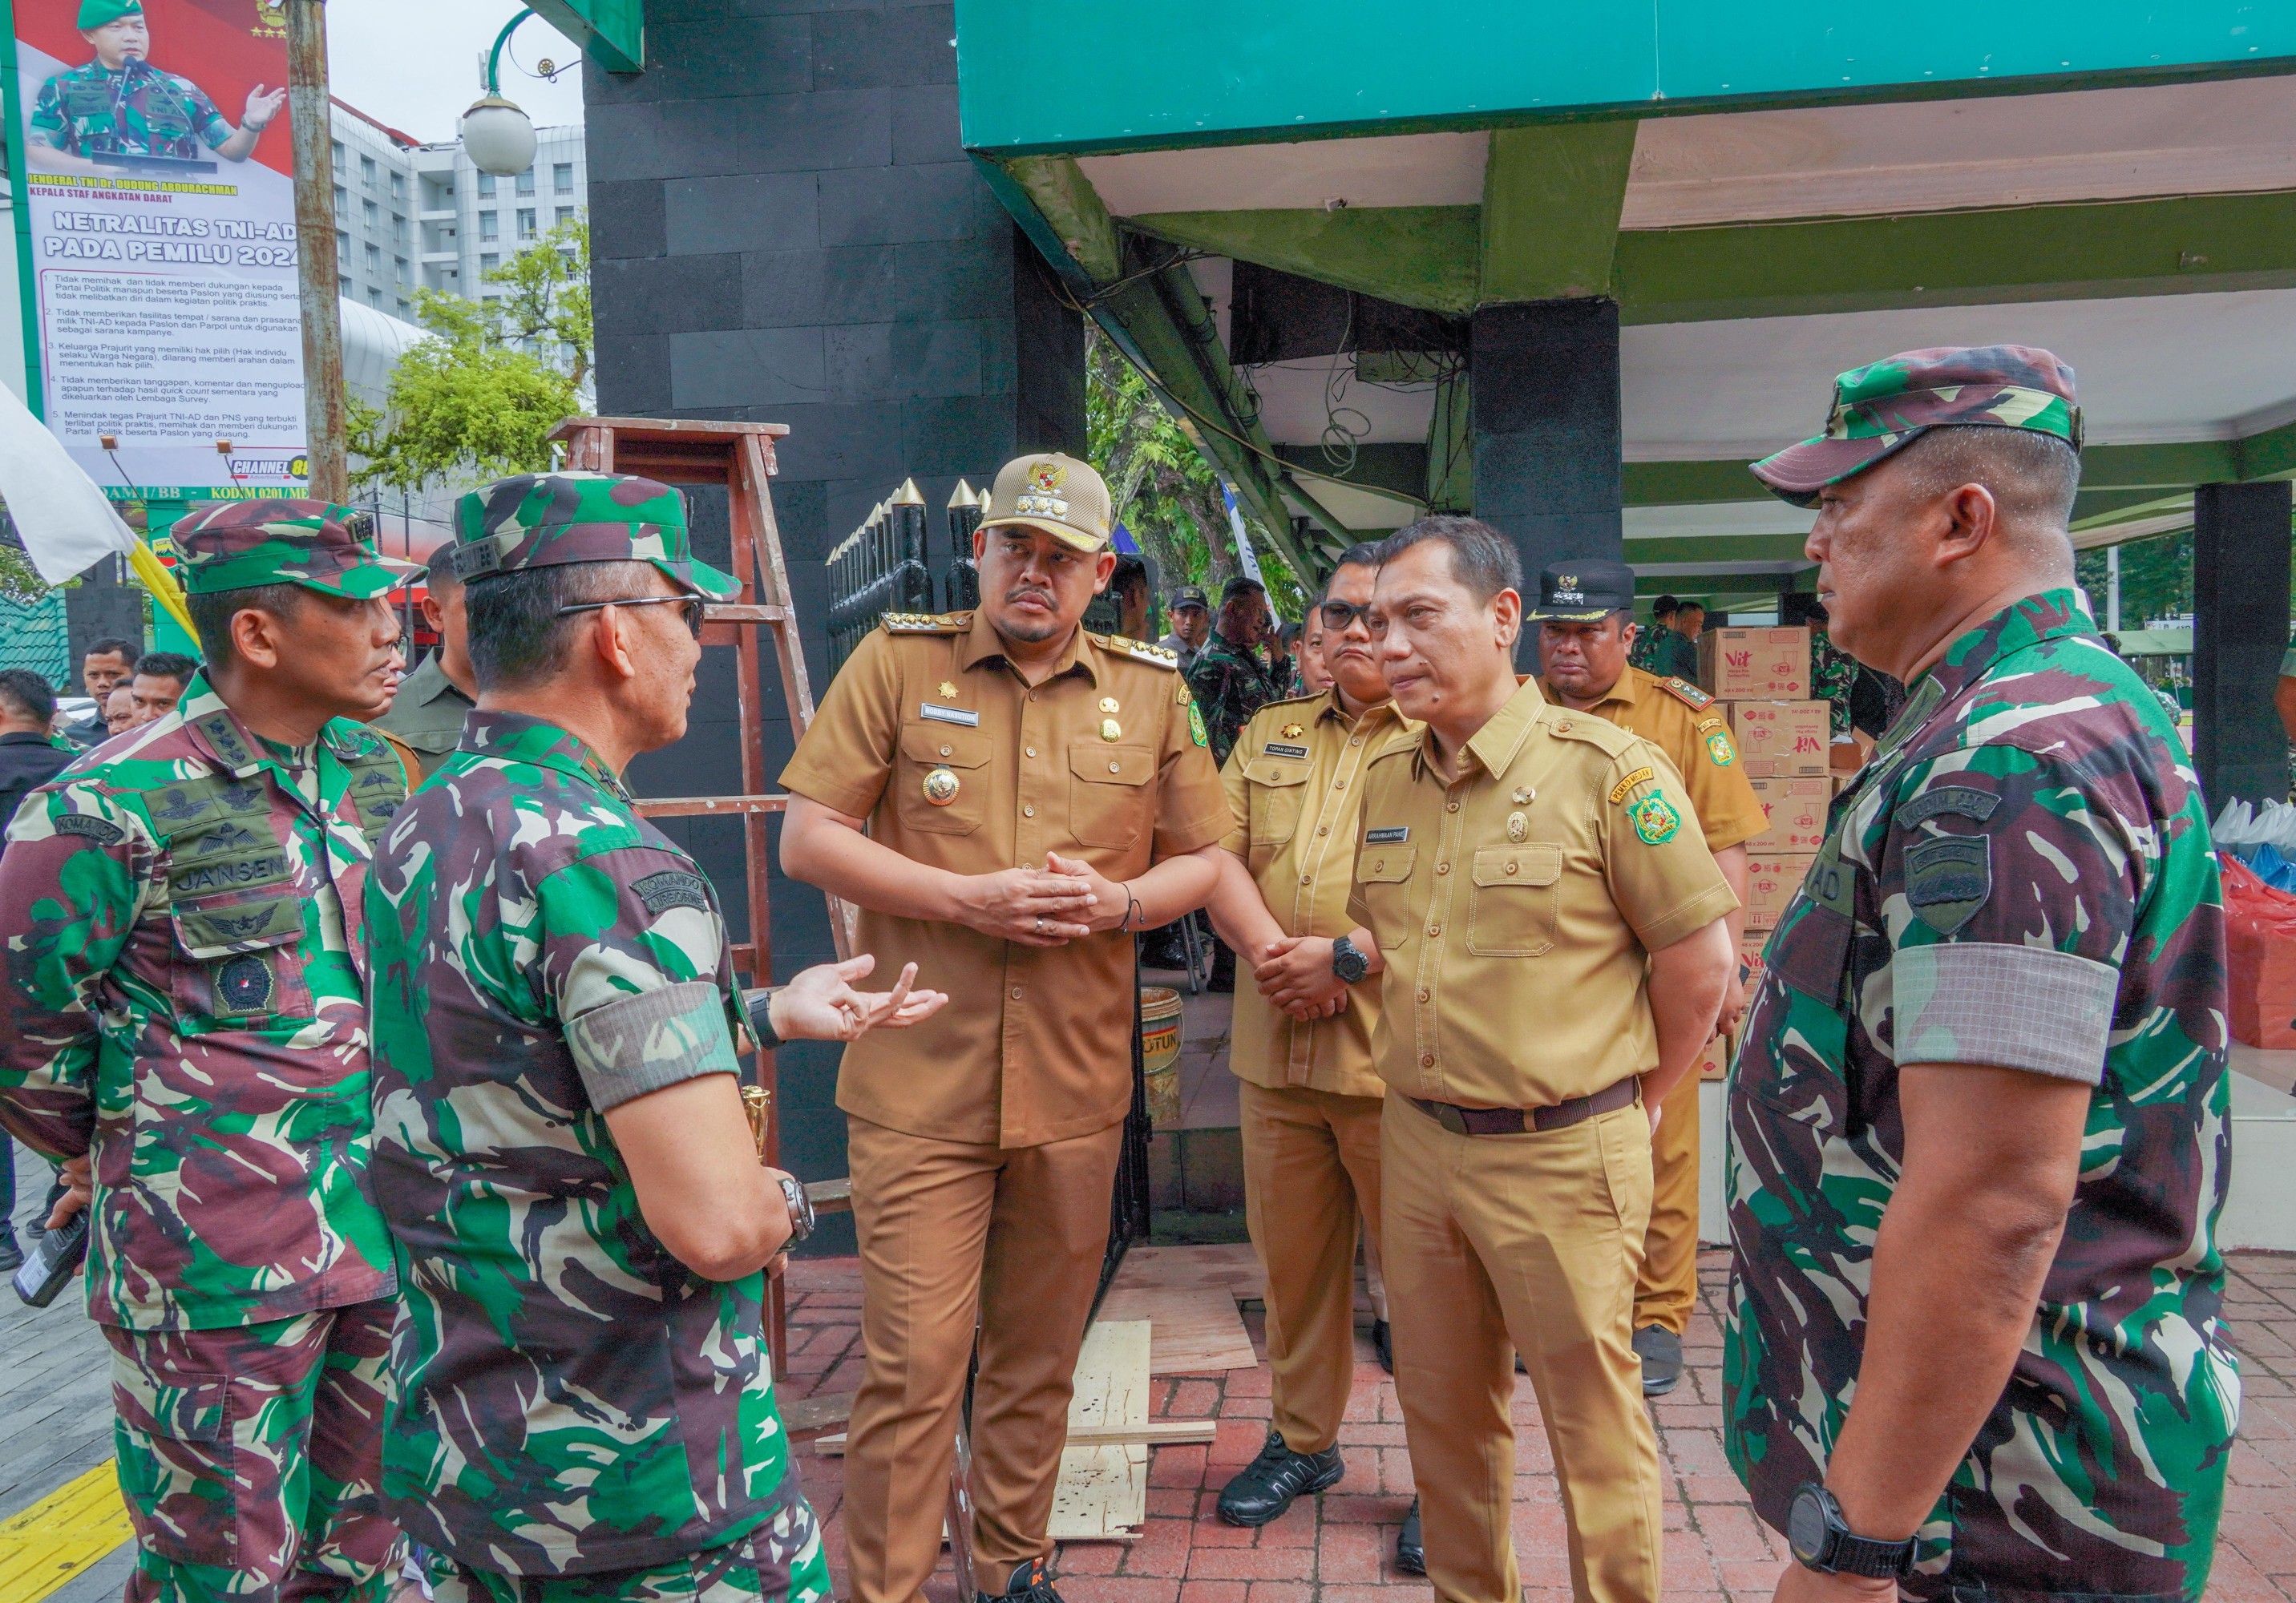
[1408,1075,1639,1137]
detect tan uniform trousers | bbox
[1631,1067,1701,1337]
[843,1116,1123,1603]
[1238,1080,1384,1454]
[1383,1096,1663,1603]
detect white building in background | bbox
[330,100,587,318]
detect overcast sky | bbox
[327,0,586,145]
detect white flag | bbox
[0,382,136,585]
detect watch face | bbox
[1786,1488,1831,1566]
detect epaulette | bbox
[1368,725,1421,763]
[1654,675,1716,711]
[1093,632,1180,669]
[881,612,968,634]
[1543,708,1639,755]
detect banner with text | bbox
[12,0,306,491]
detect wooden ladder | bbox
[549,415,853,1376]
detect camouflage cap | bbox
[1750,345,2082,508]
[976,452,1114,552]
[449,471,738,600]
[170,499,420,599]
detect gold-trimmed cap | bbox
[977,452,1114,553]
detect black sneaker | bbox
[1634,1324,1683,1397]
[1395,1499,1425,1575]
[1372,1318,1393,1375]
[0,1230,19,1275]
[1215,1431,1344,1526]
[978,1556,1062,1603]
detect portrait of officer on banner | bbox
[26,0,284,177]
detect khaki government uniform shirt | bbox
[781,611,1231,1149]
[1219,689,1415,1100]
[1536,665,1768,852]
[1348,677,1738,1111]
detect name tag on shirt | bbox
[1263,742,1310,758]
[1366,826,1410,845]
[920,703,980,727]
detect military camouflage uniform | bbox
[1729,350,2233,1601]
[31,59,234,162]
[1626,623,1670,676]
[1809,625,1859,737]
[365,474,827,1600]
[1186,633,1280,765]
[0,499,418,1603]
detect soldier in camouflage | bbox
[0,500,419,1603]
[1806,614,1860,737]
[1727,347,2236,1603]
[364,471,944,1603]
[1186,575,1283,765]
[29,0,283,176]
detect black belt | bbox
[1408,1075,1640,1137]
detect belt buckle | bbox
[1434,1101,1470,1137]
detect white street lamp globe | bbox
[460,95,536,176]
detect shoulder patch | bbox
[1905,835,1991,933]
[53,813,125,846]
[633,868,712,915]
[882,612,968,634]
[1895,785,2000,829]
[1656,676,1715,710]
[1607,765,1656,806]
[1627,790,1683,846]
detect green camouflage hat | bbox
[450,472,738,600]
[77,0,141,28]
[1750,345,2082,508]
[170,499,420,599]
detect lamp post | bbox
[285,0,347,502]
[460,12,540,176]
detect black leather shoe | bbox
[1634,1324,1683,1397]
[1395,1499,1425,1575]
[978,1556,1063,1603]
[1216,1431,1344,1526]
[1372,1318,1393,1375]
[0,1230,19,1275]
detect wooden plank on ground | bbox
[1105,1242,1266,1302]
[780,1391,854,1435]
[1048,1318,1151,1541]
[1097,1286,1258,1374]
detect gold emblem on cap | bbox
[1507,811,1529,843]
[1100,718,1122,742]
[1029,460,1067,493]
[922,767,960,806]
[1281,722,1304,739]
[1100,697,1119,713]
[938,681,959,699]
[1512,786,1535,805]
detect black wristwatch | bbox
[745,987,782,1052]
[1786,1484,1916,1579]
[1331,935,1370,984]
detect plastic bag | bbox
[2223,854,2296,1048]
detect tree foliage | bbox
[350,220,592,496]
[1085,324,1308,619]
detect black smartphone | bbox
[13,1211,89,1308]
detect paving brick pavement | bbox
[4,1226,2291,1602]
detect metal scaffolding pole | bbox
[286,0,348,502]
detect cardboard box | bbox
[1699,626,1811,700]
[1696,1032,1733,1081]
[1738,928,1771,994]
[1744,853,1816,930]
[1728,700,1831,777]
[1748,775,1829,853]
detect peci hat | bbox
[449,471,739,600]
[1526,559,1636,622]
[170,499,419,599]
[1750,345,2081,508]
[976,453,1114,553]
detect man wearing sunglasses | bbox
[363,471,948,1603]
[1199,544,1416,1529]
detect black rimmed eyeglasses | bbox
[556,595,707,639]
[1315,599,1374,632]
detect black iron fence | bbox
[825,478,984,672]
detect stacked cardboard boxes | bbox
[1698,625,1824,940]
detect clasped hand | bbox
[959,854,1130,946]
[1255,935,1346,1020]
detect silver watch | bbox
[776,1174,815,1244]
